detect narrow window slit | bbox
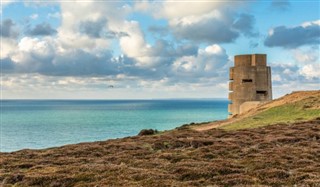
[256,91,267,96]
[242,79,253,83]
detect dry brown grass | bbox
[1,119,319,186]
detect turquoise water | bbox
[1,100,228,152]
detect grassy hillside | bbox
[222,95,320,130]
[192,90,320,131]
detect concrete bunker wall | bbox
[228,54,272,117]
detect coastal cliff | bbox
[1,91,319,186]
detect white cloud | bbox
[157,1,224,19]
[0,38,17,59]
[56,1,130,51]
[265,20,320,48]
[302,20,320,27]
[118,24,174,68]
[1,73,120,99]
[18,37,55,56]
[1,0,15,6]
[140,1,244,20]
[119,21,148,62]
[134,0,151,12]
[172,44,229,78]
[271,63,299,84]
[291,47,320,80]
[134,1,252,43]
[292,48,319,64]
[299,64,320,80]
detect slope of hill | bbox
[0,91,319,186]
[193,90,320,131]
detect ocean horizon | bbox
[1,99,228,152]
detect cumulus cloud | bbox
[264,20,320,48]
[59,1,127,33]
[2,3,232,95]
[0,19,19,38]
[117,22,173,70]
[271,62,319,98]
[52,1,131,52]
[4,36,118,76]
[4,33,230,90]
[2,1,319,99]
[270,63,300,85]
[119,21,151,66]
[170,11,239,43]
[1,0,16,10]
[292,47,319,64]
[3,2,168,78]
[117,19,219,79]
[270,61,319,93]
[135,1,257,43]
[0,37,18,59]
[299,63,320,80]
[26,23,57,36]
[1,1,239,85]
[5,1,300,99]
[152,1,228,19]
[291,47,320,80]
[171,44,230,79]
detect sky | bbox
[1,0,319,99]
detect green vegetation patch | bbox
[221,98,320,130]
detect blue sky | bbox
[1,0,319,99]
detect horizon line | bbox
[0,98,228,101]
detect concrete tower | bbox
[228,54,272,117]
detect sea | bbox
[0,99,228,152]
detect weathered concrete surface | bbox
[229,54,272,117]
